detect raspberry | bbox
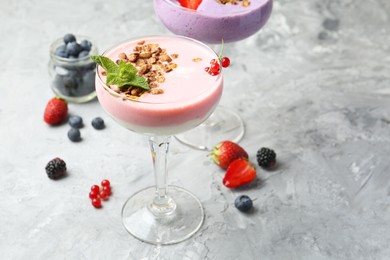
[256,147,276,168]
[45,158,67,179]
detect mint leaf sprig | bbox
[92,55,149,90]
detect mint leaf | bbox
[92,55,150,90]
[91,55,119,74]
[121,76,149,90]
[119,60,137,78]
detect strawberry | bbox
[44,97,68,125]
[209,141,248,169]
[223,159,256,188]
[178,0,202,10]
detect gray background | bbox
[1,0,390,259]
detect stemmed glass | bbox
[95,35,223,245]
[153,0,273,150]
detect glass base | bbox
[175,106,245,151]
[121,186,204,245]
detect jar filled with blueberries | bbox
[48,34,98,103]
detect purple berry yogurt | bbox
[153,0,273,44]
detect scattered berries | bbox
[178,0,202,10]
[209,141,248,169]
[256,147,276,168]
[44,97,68,125]
[67,128,81,142]
[223,158,256,188]
[45,157,67,180]
[68,115,83,128]
[92,117,105,130]
[234,195,253,212]
[205,42,231,76]
[89,180,112,208]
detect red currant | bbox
[92,198,102,208]
[99,190,108,200]
[101,179,110,188]
[210,59,218,65]
[91,185,100,193]
[89,190,99,199]
[210,62,220,74]
[221,57,230,68]
[204,66,210,72]
[103,185,112,196]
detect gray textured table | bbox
[1,0,390,259]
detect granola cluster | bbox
[217,0,251,7]
[113,40,178,97]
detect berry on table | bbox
[45,157,67,180]
[101,179,110,188]
[99,190,108,200]
[91,185,100,193]
[44,97,68,125]
[222,158,256,188]
[209,141,248,169]
[92,117,105,130]
[234,195,253,212]
[92,198,102,208]
[68,115,83,128]
[256,147,276,168]
[67,128,81,142]
[89,190,99,199]
[102,185,111,195]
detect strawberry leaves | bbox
[91,55,149,90]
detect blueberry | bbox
[80,39,92,51]
[234,195,253,212]
[78,50,90,58]
[92,117,105,130]
[63,34,76,44]
[68,128,81,142]
[55,45,69,58]
[66,42,82,57]
[68,115,83,128]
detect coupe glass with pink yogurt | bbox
[95,35,223,245]
[154,0,273,150]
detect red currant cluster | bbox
[205,56,230,76]
[89,179,111,208]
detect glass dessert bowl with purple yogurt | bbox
[153,0,273,150]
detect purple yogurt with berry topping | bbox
[153,0,273,44]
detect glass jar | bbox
[48,35,98,103]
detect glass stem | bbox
[148,136,176,216]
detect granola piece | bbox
[242,0,250,7]
[149,82,159,89]
[156,76,165,83]
[127,53,139,62]
[148,57,157,64]
[171,54,179,59]
[150,88,164,94]
[118,53,127,60]
[137,40,145,45]
[192,58,202,62]
[159,54,172,62]
[139,52,152,59]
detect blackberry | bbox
[256,147,276,168]
[234,195,253,212]
[45,158,67,180]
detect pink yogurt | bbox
[153,0,273,44]
[95,35,223,136]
